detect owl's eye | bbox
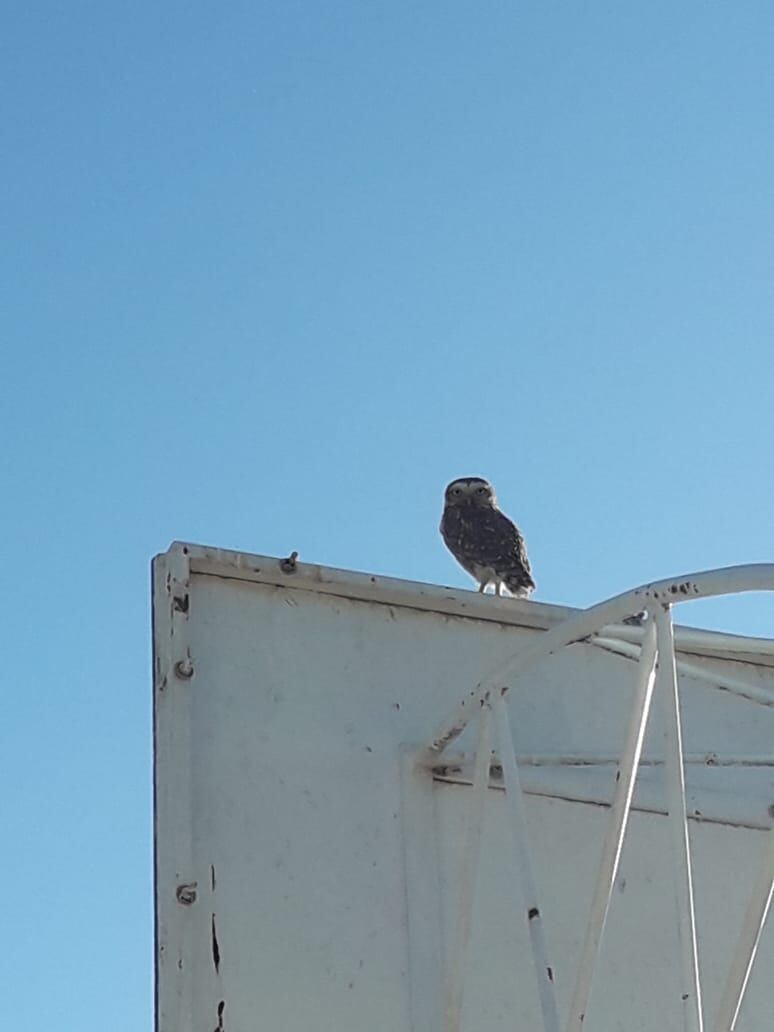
[476,487,486,494]
[452,488,462,496]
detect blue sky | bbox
[3,3,773,1029]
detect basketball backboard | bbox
[152,542,774,1032]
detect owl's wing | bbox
[472,509,532,573]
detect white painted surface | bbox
[153,544,774,1032]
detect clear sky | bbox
[3,3,774,1029]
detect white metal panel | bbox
[434,791,773,1031]
[153,544,774,1032]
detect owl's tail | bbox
[504,568,535,599]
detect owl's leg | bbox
[496,581,503,597]
[477,582,486,593]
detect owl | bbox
[440,477,535,598]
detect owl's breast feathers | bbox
[441,505,534,588]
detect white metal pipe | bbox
[565,619,659,1032]
[600,622,774,659]
[492,692,561,1032]
[610,623,774,656]
[592,637,774,708]
[445,701,493,1032]
[656,606,704,1032]
[422,564,774,764]
[538,752,773,768]
[711,830,774,1032]
[431,752,774,771]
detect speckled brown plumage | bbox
[440,477,535,598]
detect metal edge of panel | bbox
[160,541,774,668]
[151,546,197,1032]
[429,753,774,832]
[151,555,161,1032]
[176,540,568,632]
[151,551,175,1032]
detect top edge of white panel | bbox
[155,541,774,667]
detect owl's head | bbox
[444,477,496,508]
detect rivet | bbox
[280,550,299,573]
[174,659,194,680]
[176,883,198,905]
